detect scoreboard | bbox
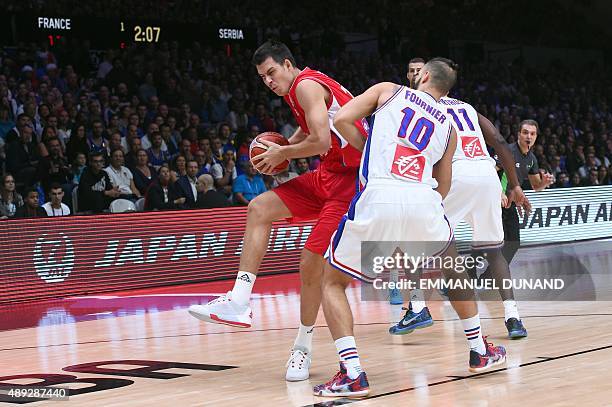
[0,14,256,49]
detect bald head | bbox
[196,173,214,193]
[415,57,458,95]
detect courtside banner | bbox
[454,185,612,244]
[0,208,314,304]
[0,186,611,304]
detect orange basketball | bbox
[249,132,290,175]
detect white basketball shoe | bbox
[285,347,311,381]
[188,291,252,328]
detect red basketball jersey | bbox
[284,67,367,173]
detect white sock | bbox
[503,300,520,321]
[335,336,363,379]
[410,289,426,313]
[231,271,256,306]
[293,323,314,353]
[461,314,486,355]
[389,269,399,282]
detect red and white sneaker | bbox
[188,291,252,328]
[313,362,370,398]
[469,337,507,373]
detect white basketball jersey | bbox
[360,87,453,189]
[439,97,494,164]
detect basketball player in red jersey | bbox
[189,40,366,382]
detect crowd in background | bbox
[0,0,610,218]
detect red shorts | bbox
[274,168,358,255]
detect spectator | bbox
[6,125,38,188]
[5,113,30,144]
[65,123,89,163]
[227,100,248,132]
[196,174,230,209]
[280,114,298,139]
[131,149,158,196]
[271,168,299,188]
[71,152,87,185]
[0,106,15,140]
[107,131,125,155]
[294,158,311,175]
[37,137,71,193]
[585,169,600,186]
[146,131,170,170]
[160,123,179,156]
[14,187,47,218]
[178,138,194,162]
[569,172,582,187]
[194,149,215,176]
[0,174,23,218]
[145,165,185,210]
[555,172,570,188]
[170,154,187,182]
[598,166,610,185]
[233,161,267,205]
[210,149,237,196]
[37,126,59,158]
[141,122,163,150]
[42,183,71,217]
[176,159,199,208]
[88,119,108,155]
[578,154,598,180]
[125,135,142,169]
[104,148,141,200]
[78,151,119,213]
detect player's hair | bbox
[252,40,297,67]
[421,57,458,94]
[519,119,539,134]
[408,57,426,68]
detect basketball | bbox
[249,132,290,175]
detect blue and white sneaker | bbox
[389,288,403,305]
[389,305,434,335]
[505,318,528,339]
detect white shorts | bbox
[326,180,453,283]
[443,160,504,249]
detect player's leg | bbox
[389,179,469,336]
[441,243,507,372]
[188,190,292,327]
[285,248,323,381]
[389,261,433,335]
[287,197,354,381]
[313,263,369,397]
[501,203,521,264]
[471,176,527,338]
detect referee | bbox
[497,119,554,264]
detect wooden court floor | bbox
[1,271,612,406]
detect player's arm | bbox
[478,113,519,189]
[334,82,398,151]
[432,127,457,199]
[478,112,529,210]
[252,80,330,174]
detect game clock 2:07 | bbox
[121,22,161,43]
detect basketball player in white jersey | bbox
[313,58,506,398]
[389,95,532,339]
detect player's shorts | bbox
[443,160,504,249]
[326,179,454,283]
[273,167,358,255]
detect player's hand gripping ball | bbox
[249,132,290,175]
